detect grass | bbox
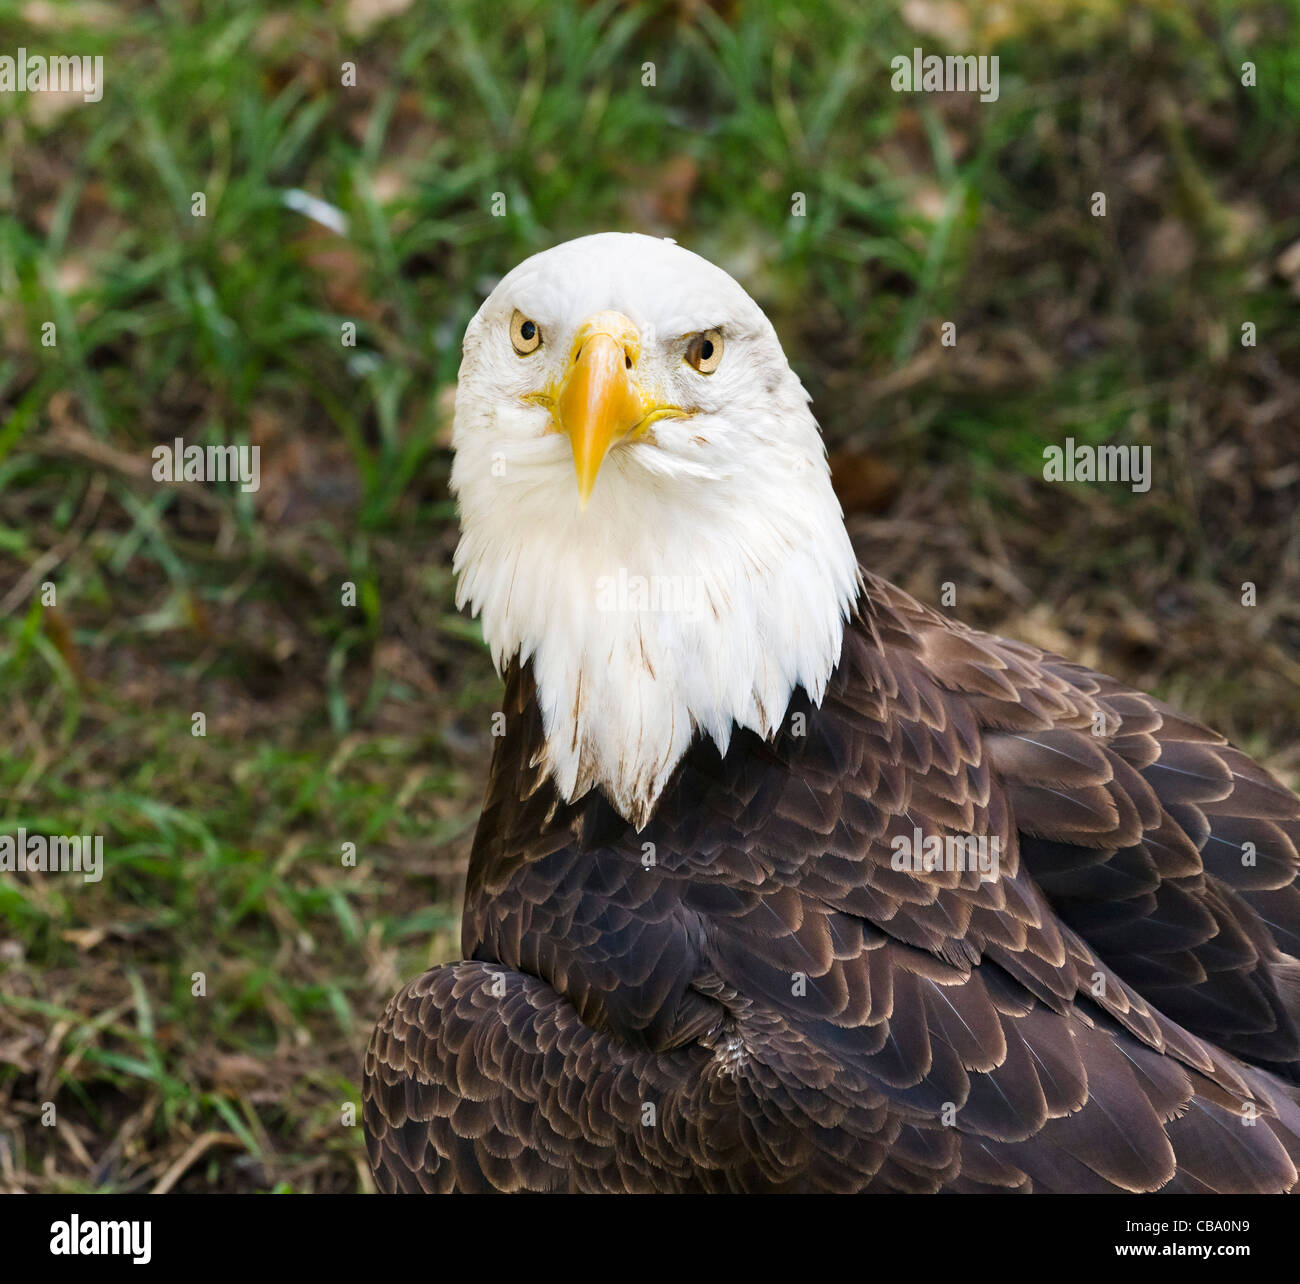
[1,0,1298,1191]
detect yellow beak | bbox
[554,311,646,506]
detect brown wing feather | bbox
[364,571,1300,1191]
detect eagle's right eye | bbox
[511,311,542,355]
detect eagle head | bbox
[450,233,860,827]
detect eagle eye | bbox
[685,329,723,374]
[511,311,542,355]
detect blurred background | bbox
[0,0,1297,1192]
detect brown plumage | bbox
[364,572,1300,1192]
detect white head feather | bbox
[450,232,861,827]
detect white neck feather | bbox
[452,397,861,829]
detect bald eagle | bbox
[363,233,1300,1193]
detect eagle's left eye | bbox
[685,329,724,374]
[511,311,542,355]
